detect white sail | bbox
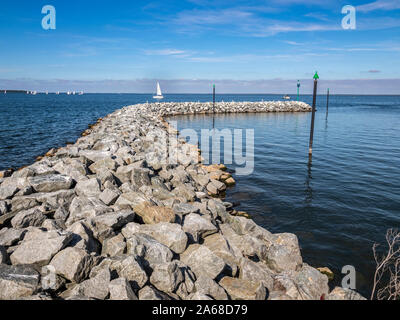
[157,82,162,96]
[153,82,164,99]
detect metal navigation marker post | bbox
[213,84,216,113]
[212,84,216,129]
[326,88,330,119]
[297,80,300,101]
[308,72,319,160]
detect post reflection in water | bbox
[305,159,313,205]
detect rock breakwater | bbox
[0,101,365,300]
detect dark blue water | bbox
[1,93,400,297]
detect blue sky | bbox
[0,0,399,93]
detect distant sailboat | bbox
[4,90,6,94]
[283,95,291,100]
[153,82,164,100]
[32,91,37,95]
[67,91,71,95]
[79,91,84,95]
[56,91,60,95]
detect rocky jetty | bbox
[0,101,365,300]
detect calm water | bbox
[1,93,400,296]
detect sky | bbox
[0,0,399,93]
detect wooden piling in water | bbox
[309,72,319,159]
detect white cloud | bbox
[357,0,400,12]
[144,49,189,56]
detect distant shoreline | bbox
[1,91,400,96]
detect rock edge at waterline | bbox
[0,101,365,300]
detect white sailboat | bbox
[79,91,84,95]
[153,82,164,100]
[56,91,60,95]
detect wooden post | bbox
[309,72,319,159]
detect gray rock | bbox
[89,210,135,243]
[67,221,100,253]
[219,224,268,262]
[183,213,218,242]
[138,285,172,300]
[54,205,69,222]
[40,265,67,292]
[202,233,240,277]
[268,291,292,300]
[102,234,126,257]
[0,200,9,215]
[194,275,228,300]
[206,179,226,195]
[114,191,149,210]
[108,255,148,289]
[41,219,62,231]
[150,261,185,294]
[70,268,111,300]
[89,157,118,174]
[33,189,75,210]
[28,174,74,193]
[239,258,274,292]
[189,292,213,300]
[0,184,19,200]
[0,264,40,300]
[75,178,101,197]
[97,170,117,186]
[80,150,112,163]
[52,159,88,182]
[172,183,196,202]
[50,247,94,283]
[11,207,46,229]
[15,186,34,197]
[99,188,120,206]
[266,233,302,273]
[67,196,112,225]
[10,196,40,214]
[173,203,200,216]
[123,222,187,254]
[131,168,152,187]
[0,228,26,246]
[180,244,226,280]
[10,230,73,267]
[273,264,329,300]
[229,216,274,243]
[115,163,141,183]
[326,287,366,300]
[109,278,138,300]
[126,234,173,267]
